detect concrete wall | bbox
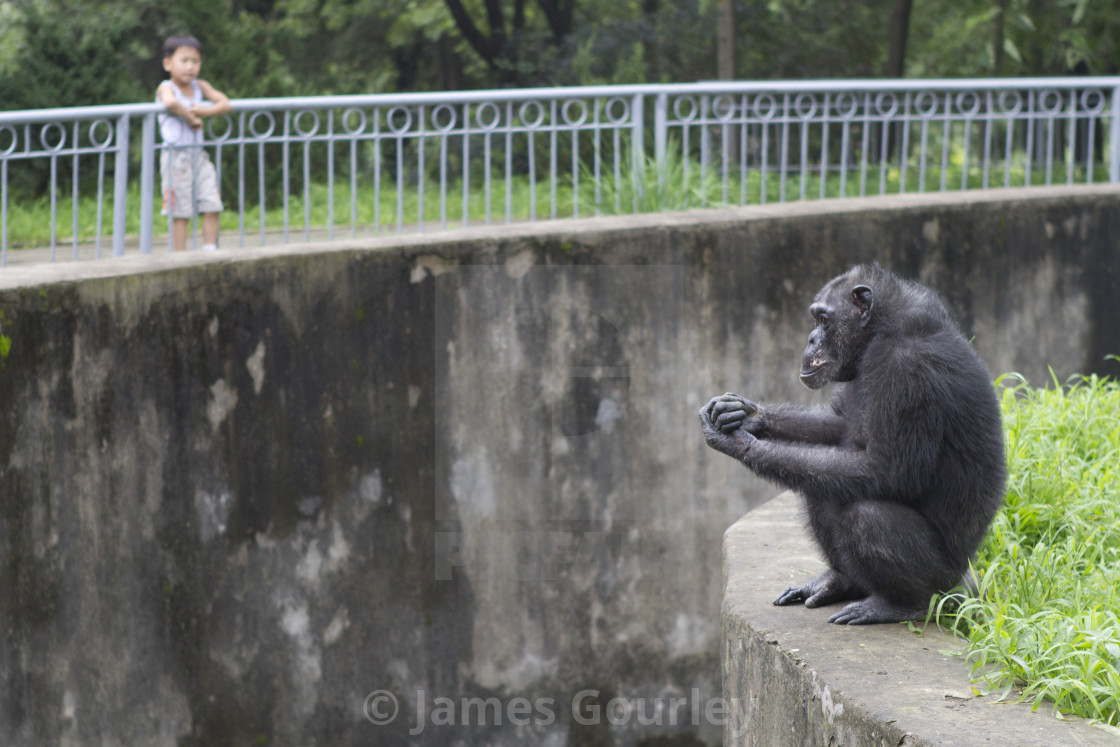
[0,185,1117,746]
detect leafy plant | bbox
[936,369,1120,726]
[578,138,729,216]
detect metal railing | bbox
[2,77,1118,266]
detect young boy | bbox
[157,35,231,251]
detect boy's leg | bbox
[202,212,219,250]
[195,154,222,251]
[171,219,189,251]
[163,150,194,251]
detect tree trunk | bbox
[537,0,575,45]
[717,0,734,81]
[885,0,913,78]
[992,0,1008,75]
[437,36,460,91]
[643,0,659,81]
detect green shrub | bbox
[937,367,1120,726]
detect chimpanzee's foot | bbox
[827,595,927,625]
[774,569,864,608]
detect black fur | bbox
[698,264,1006,624]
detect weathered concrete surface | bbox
[4,184,1119,384]
[723,492,1120,746]
[0,185,1117,745]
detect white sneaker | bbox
[202,244,218,252]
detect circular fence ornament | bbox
[794,93,818,120]
[605,97,630,124]
[673,96,699,122]
[0,125,16,156]
[562,99,588,127]
[875,92,899,118]
[752,94,778,121]
[294,110,321,138]
[518,100,545,129]
[249,111,276,139]
[342,108,367,135]
[88,119,115,150]
[39,122,67,152]
[474,102,500,130]
[431,104,457,132]
[914,91,939,119]
[1080,88,1107,116]
[206,114,234,142]
[712,95,737,122]
[1038,89,1063,116]
[954,91,982,117]
[997,90,1023,116]
[387,106,413,134]
[834,93,860,120]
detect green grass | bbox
[583,143,1111,212]
[2,150,1110,248]
[0,176,580,249]
[935,367,1120,726]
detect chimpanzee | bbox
[698,264,1005,624]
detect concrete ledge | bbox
[722,491,1120,746]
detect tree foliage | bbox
[0,1,141,110]
[0,0,1116,111]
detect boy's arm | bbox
[195,80,232,118]
[157,82,203,129]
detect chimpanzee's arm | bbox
[701,391,945,503]
[699,398,874,500]
[737,437,876,501]
[759,402,846,444]
[706,393,845,445]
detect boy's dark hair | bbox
[162,35,202,59]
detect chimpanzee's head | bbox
[799,270,875,390]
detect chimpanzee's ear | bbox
[852,285,873,326]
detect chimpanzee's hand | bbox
[699,396,756,457]
[706,393,765,435]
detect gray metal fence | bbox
[2,77,1119,266]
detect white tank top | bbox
[157,80,205,147]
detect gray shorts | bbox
[161,148,223,218]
